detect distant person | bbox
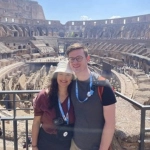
[32,61,75,150]
[4,94,11,111]
[66,43,116,150]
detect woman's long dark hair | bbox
[48,72,74,109]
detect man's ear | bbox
[69,62,73,69]
[87,55,90,62]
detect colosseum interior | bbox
[0,0,150,150]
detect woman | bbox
[32,61,75,150]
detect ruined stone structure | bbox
[0,0,150,150]
[0,1,149,75]
[0,0,150,40]
[0,0,45,20]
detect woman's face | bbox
[57,72,73,88]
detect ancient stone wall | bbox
[0,0,45,20]
[0,20,150,39]
[0,0,150,39]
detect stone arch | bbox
[23,45,26,49]
[13,25,23,37]
[48,28,53,36]
[18,45,22,49]
[53,27,59,36]
[41,27,48,36]
[59,28,65,37]
[7,25,13,30]
[0,24,8,35]
[29,26,38,36]
[29,27,34,37]
[14,31,18,37]
[36,27,43,36]
[96,27,102,38]
[0,24,7,37]
[6,25,15,37]
[91,26,98,38]
[84,26,93,38]
[21,26,30,37]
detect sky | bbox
[37,0,150,24]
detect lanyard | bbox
[58,97,70,124]
[76,74,94,103]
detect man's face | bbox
[68,49,90,74]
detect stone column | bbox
[24,101,31,114]
[145,64,149,74]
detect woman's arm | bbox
[32,116,41,150]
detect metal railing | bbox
[0,90,40,150]
[0,90,150,150]
[115,91,150,150]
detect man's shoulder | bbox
[91,72,110,88]
[91,71,99,79]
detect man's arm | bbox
[99,104,115,150]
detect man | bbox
[66,43,116,150]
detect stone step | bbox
[0,146,24,150]
[138,139,150,143]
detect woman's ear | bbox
[87,55,90,62]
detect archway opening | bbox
[14,32,18,37]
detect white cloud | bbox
[110,16,121,19]
[80,15,92,20]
